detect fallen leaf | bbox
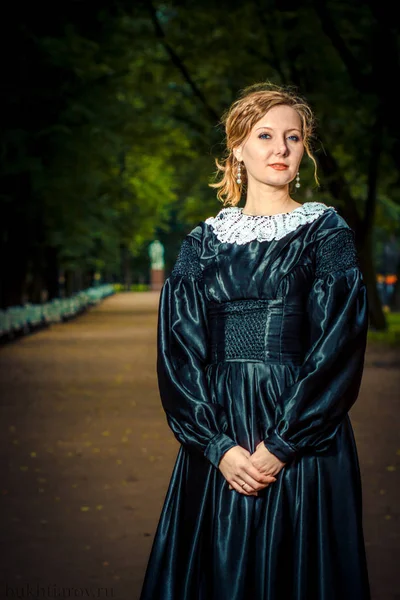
[9,426,16,433]
[19,466,28,472]
[121,437,129,443]
[101,431,110,437]
[116,459,122,465]
[30,452,37,458]
[55,497,61,502]
[102,561,109,567]
[384,515,392,520]
[92,448,101,453]
[125,428,132,434]
[71,484,78,488]
[12,440,19,445]
[85,441,93,447]
[80,506,90,512]
[386,465,396,472]
[96,505,103,511]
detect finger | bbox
[241,471,276,490]
[241,472,278,492]
[231,481,258,496]
[246,464,277,484]
[236,476,266,493]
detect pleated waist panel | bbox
[207,298,307,366]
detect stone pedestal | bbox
[151,268,165,291]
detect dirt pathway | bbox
[0,292,399,600]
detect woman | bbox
[139,83,371,600]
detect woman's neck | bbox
[242,185,300,216]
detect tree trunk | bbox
[44,246,60,300]
[359,231,386,330]
[65,270,74,297]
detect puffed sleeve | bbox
[157,231,238,469]
[264,226,368,463]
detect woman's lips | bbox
[269,164,289,170]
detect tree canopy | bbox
[1,0,399,325]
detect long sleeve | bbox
[264,227,368,464]
[157,232,238,469]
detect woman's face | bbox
[234,104,304,189]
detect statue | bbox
[148,240,165,290]
[148,240,165,270]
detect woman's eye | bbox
[258,133,300,141]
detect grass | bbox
[368,312,400,346]
[113,283,151,293]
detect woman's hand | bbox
[218,445,278,496]
[249,441,286,477]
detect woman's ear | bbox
[233,146,242,162]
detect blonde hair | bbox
[209,82,319,206]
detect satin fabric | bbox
[139,208,371,600]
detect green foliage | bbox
[368,313,400,346]
[1,1,399,309]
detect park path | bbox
[0,292,399,600]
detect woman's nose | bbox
[274,139,288,156]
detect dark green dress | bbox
[139,202,371,600]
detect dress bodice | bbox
[187,202,348,305]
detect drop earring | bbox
[236,162,242,185]
[295,171,301,188]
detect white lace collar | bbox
[205,202,336,245]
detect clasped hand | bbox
[218,442,286,496]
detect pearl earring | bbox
[295,171,301,188]
[236,162,242,185]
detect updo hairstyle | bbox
[209,82,319,206]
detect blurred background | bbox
[0,1,399,599]
[1,0,400,330]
